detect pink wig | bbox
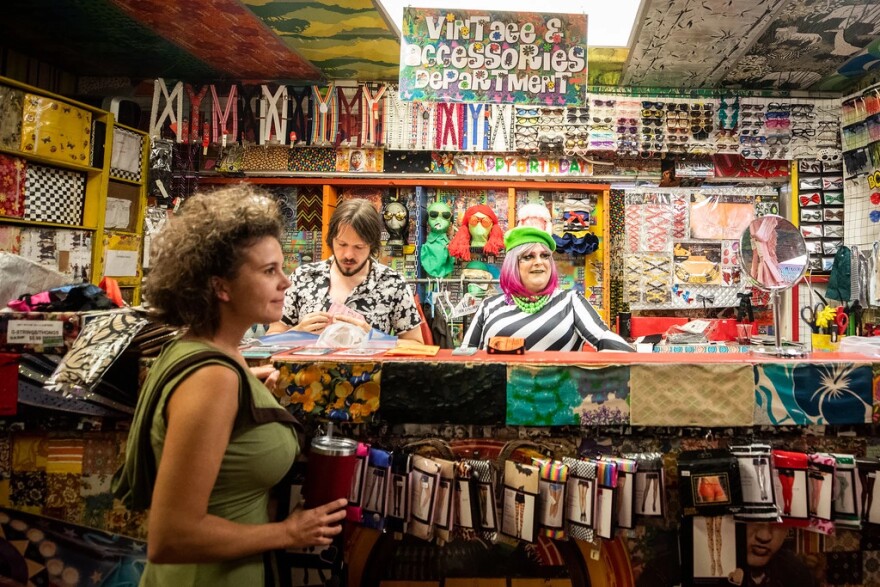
[448,204,505,261]
[499,242,559,302]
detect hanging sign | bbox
[453,154,592,177]
[399,8,587,106]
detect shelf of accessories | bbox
[102,122,149,305]
[0,75,114,287]
[0,76,149,304]
[164,80,841,163]
[200,175,613,328]
[792,159,845,275]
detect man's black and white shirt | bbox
[281,258,421,336]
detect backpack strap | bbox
[113,350,298,510]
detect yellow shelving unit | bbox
[0,75,148,303]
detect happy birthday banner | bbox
[399,8,588,106]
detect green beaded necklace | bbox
[512,295,550,314]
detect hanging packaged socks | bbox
[433,458,456,545]
[603,456,637,529]
[500,460,539,543]
[772,449,808,526]
[678,448,742,518]
[594,459,618,539]
[406,455,441,541]
[453,460,479,541]
[362,447,391,531]
[347,442,370,523]
[562,456,596,542]
[807,452,836,535]
[386,451,412,534]
[832,454,860,529]
[625,452,665,518]
[857,457,880,525]
[464,458,498,542]
[731,443,779,522]
[534,458,568,540]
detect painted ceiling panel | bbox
[721,0,880,91]
[0,0,221,79]
[109,0,323,81]
[243,0,401,80]
[3,0,880,91]
[622,0,788,88]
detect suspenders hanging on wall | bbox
[361,83,387,147]
[336,85,363,147]
[463,103,489,151]
[288,86,312,146]
[259,85,289,145]
[210,84,238,147]
[311,83,337,146]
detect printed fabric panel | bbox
[20,94,92,165]
[23,164,86,225]
[0,85,23,151]
[0,154,26,218]
[630,363,754,426]
[754,363,873,425]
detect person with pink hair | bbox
[461,227,632,352]
[448,204,505,262]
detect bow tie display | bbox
[799,192,821,206]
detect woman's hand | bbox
[283,498,348,549]
[332,314,371,334]
[295,311,332,334]
[250,365,281,391]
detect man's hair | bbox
[326,198,382,257]
[143,185,282,337]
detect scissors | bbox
[800,303,825,333]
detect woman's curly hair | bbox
[143,185,282,336]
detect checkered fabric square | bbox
[23,164,86,225]
[109,127,143,182]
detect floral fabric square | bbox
[755,363,873,425]
[0,154,25,218]
[275,361,381,423]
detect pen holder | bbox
[811,333,841,352]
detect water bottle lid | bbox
[310,435,357,457]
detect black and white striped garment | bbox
[462,289,634,352]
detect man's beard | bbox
[336,257,369,277]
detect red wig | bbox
[448,204,505,261]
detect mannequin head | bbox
[516,203,552,233]
[448,204,505,262]
[427,201,452,235]
[383,201,409,246]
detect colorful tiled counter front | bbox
[271,351,877,428]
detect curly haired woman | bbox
[115,185,346,586]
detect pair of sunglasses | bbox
[428,210,451,220]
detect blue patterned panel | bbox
[507,365,630,426]
[754,363,873,425]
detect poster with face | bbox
[336,148,384,172]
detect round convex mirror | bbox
[739,215,808,291]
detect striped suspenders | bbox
[310,84,337,146]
